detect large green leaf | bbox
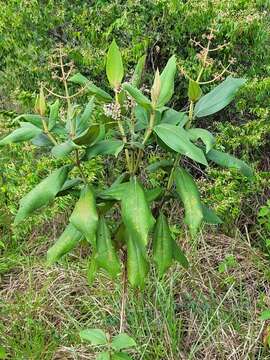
[112,352,132,360]
[47,223,83,265]
[48,99,60,131]
[132,54,146,87]
[14,165,70,224]
[70,185,98,246]
[73,124,100,146]
[154,124,208,166]
[84,140,124,160]
[134,105,149,131]
[69,73,112,102]
[157,55,176,108]
[111,333,136,351]
[121,177,155,246]
[76,97,95,135]
[96,216,121,278]
[172,240,189,269]
[153,213,173,277]
[32,133,53,147]
[51,140,78,158]
[174,167,203,237]
[122,83,152,110]
[160,109,188,127]
[106,39,124,89]
[202,204,223,225]
[14,114,44,129]
[145,187,163,203]
[206,148,253,178]
[194,77,246,118]
[187,128,215,153]
[79,329,108,345]
[0,123,42,146]
[98,182,129,201]
[97,352,110,360]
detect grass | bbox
[1,220,270,359]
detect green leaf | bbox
[32,133,53,147]
[123,83,152,110]
[69,73,112,102]
[106,39,124,89]
[0,123,42,146]
[15,165,70,224]
[98,182,129,201]
[145,187,163,203]
[0,346,6,359]
[260,310,270,321]
[47,223,83,265]
[51,140,78,158]
[157,55,176,107]
[70,185,98,246]
[174,167,203,237]
[14,114,44,128]
[202,204,223,225]
[73,124,100,146]
[153,213,173,277]
[188,79,202,102]
[187,128,215,153]
[172,240,189,269]
[48,99,60,131]
[87,254,98,286]
[57,178,82,197]
[96,216,121,278]
[112,333,136,351]
[206,149,253,178]
[76,97,95,135]
[79,329,108,345]
[112,353,132,360]
[154,124,208,166]
[132,54,146,87]
[84,140,124,160]
[134,105,149,131]
[97,352,110,360]
[160,109,188,127]
[126,232,149,289]
[194,77,246,118]
[146,160,173,173]
[121,178,155,246]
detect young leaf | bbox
[160,109,188,127]
[84,140,124,160]
[206,148,253,178]
[47,223,83,265]
[202,204,223,225]
[174,167,203,237]
[121,177,155,246]
[76,97,95,135]
[187,128,215,153]
[112,353,132,360]
[188,79,202,102]
[194,77,246,118]
[260,310,270,321]
[123,83,152,110]
[157,55,176,107]
[151,69,161,105]
[96,216,121,278]
[51,140,78,159]
[153,213,173,278]
[112,333,136,351]
[70,185,98,246]
[97,352,110,360]
[48,99,60,131]
[69,73,112,102]
[132,54,146,87]
[14,165,70,224]
[35,86,47,116]
[154,124,208,166]
[106,39,124,89]
[79,329,108,345]
[0,123,42,146]
[172,240,189,269]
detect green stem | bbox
[41,118,58,146]
[75,149,87,184]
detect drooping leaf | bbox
[73,124,100,146]
[14,165,70,224]
[48,99,60,131]
[187,128,215,153]
[75,97,95,135]
[96,216,121,278]
[202,204,223,225]
[157,55,177,108]
[154,124,208,166]
[106,39,124,89]
[172,240,189,269]
[194,77,246,118]
[174,167,203,237]
[79,329,108,345]
[51,140,78,158]
[153,213,173,277]
[84,140,124,160]
[206,148,253,178]
[123,83,152,110]
[0,123,42,146]
[69,73,112,102]
[47,223,83,265]
[160,109,188,127]
[111,333,136,351]
[132,54,146,87]
[70,185,98,246]
[121,177,155,246]
[188,79,202,102]
[145,187,163,203]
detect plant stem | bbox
[75,149,87,184]
[119,253,128,333]
[41,118,58,145]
